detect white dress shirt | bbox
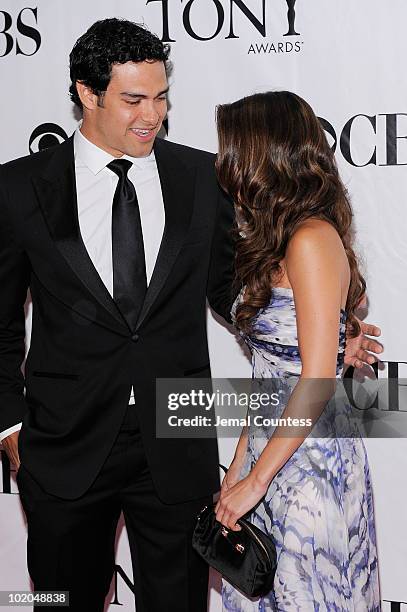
[0,128,165,442]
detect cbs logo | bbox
[0,7,41,57]
[29,123,68,154]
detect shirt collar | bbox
[74,127,156,175]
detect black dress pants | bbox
[17,405,211,611]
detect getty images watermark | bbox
[167,387,312,429]
[156,377,407,438]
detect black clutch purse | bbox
[192,466,277,598]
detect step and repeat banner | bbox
[0,1,406,610]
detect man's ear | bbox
[75,81,101,111]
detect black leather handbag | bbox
[192,466,277,598]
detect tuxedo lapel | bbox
[32,137,128,334]
[135,138,195,330]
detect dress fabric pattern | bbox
[222,287,380,611]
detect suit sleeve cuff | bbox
[0,422,22,442]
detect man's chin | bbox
[124,138,157,159]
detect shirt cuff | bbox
[0,423,22,442]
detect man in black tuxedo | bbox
[0,16,382,612]
[0,19,234,611]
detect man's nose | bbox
[140,102,159,125]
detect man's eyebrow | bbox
[120,87,169,98]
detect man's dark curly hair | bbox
[69,18,171,109]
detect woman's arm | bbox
[215,220,349,529]
[220,425,249,493]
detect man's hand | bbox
[345,319,383,369]
[1,431,20,471]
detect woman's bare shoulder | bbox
[287,218,344,258]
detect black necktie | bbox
[107,159,147,331]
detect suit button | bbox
[131,333,139,342]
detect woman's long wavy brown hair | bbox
[215,91,365,336]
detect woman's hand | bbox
[215,474,269,531]
[220,457,245,495]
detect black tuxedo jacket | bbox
[0,136,235,502]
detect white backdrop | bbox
[0,1,406,610]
